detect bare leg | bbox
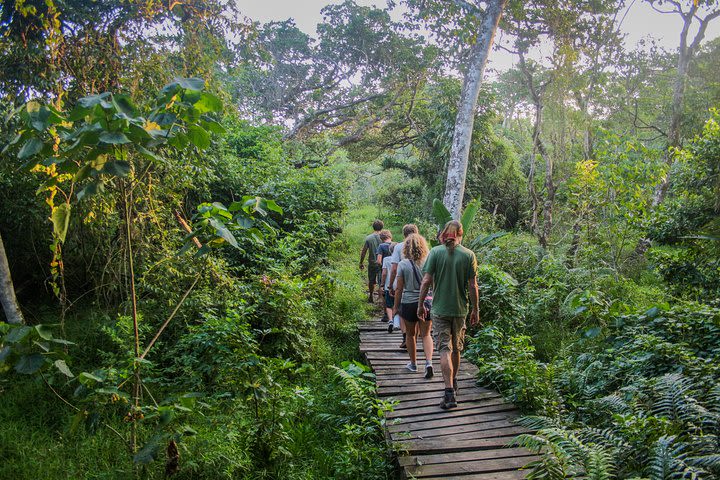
[452,350,460,376]
[440,350,454,389]
[405,319,417,365]
[385,306,393,322]
[419,320,434,365]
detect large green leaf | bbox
[460,199,480,233]
[103,161,131,177]
[76,180,104,201]
[176,78,205,91]
[35,324,54,340]
[194,93,223,113]
[78,371,103,386]
[18,137,44,160]
[51,203,71,243]
[15,354,45,374]
[431,198,452,227]
[54,359,74,377]
[5,325,31,343]
[187,125,211,149]
[469,231,510,249]
[99,131,131,144]
[209,218,239,248]
[78,93,112,109]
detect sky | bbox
[235,0,720,72]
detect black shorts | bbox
[400,302,422,323]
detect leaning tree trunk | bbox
[0,231,25,324]
[443,0,508,219]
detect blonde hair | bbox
[403,233,429,264]
[379,229,392,241]
[440,220,463,253]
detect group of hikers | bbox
[359,219,479,410]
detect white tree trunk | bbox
[0,231,25,324]
[442,0,508,219]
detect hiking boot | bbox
[399,340,406,350]
[424,363,434,379]
[387,322,394,333]
[381,313,388,322]
[405,362,417,372]
[440,389,457,410]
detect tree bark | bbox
[0,231,25,325]
[442,0,508,219]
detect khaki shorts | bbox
[432,314,466,353]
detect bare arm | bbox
[468,276,479,326]
[416,272,433,319]
[376,253,383,266]
[393,274,404,314]
[380,267,387,291]
[389,263,399,292]
[359,243,367,269]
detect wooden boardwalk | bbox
[359,320,536,479]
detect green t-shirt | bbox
[423,244,478,317]
[364,233,381,265]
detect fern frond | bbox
[517,415,564,431]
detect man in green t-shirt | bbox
[418,220,479,409]
[359,219,384,303]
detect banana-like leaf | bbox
[469,231,510,249]
[432,198,452,227]
[460,199,480,233]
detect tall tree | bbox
[233,1,433,148]
[401,0,508,219]
[0,231,24,324]
[442,0,508,219]
[648,0,720,205]
[499,0,624,248]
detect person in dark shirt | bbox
[359,219,383,303]
[418,220,479,409]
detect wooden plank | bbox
[398,447,534,467]
[414,468,530,480]
[406,455,537,477]
[376,372,475,386]
[378,379,479,396]
[375,369,476,380]
[387,392,502,411]
[393,423,526,442]
[390,401,517,422]
[388,412,519,434]
[358,318,531,480]
[397,425,528,443]
[420,473,527,480]
[382,388,496,403]
[398,436,521,455]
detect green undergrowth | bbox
[0,204,395,479]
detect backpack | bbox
[409,260,433,312]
